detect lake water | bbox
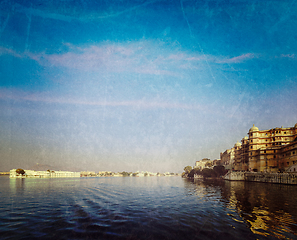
[1,175,297,239]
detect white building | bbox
[10,169,80,178]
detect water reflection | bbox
[3,176,297,239]
[9,177,82,193]
[9,178,26,195]
[186,178,297,239]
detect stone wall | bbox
[223,172,297,185]
[223,171,245,181]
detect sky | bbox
[0,0,297,173]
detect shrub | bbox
[16,169,25,175]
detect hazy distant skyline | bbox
[1,0,297,172]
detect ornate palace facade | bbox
[221,124,297,172]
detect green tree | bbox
[213,165,228,177]
[121,171,130,177]
[184,166,192,174]
[201,168,216,178]
[188,168,202,178]
[16,169,25,175]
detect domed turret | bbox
[294,123,297,128]
[249,124,259,132]
[234,141,241,147]
[242,136,248,143]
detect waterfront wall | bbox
[223,172,245,181]
[223,172,297,185]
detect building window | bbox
[284,132,286,134]
[264,150,266,153]
[251,146,253,149]
[274,155,276,158]
[293,151,296,155]
[287,162,290,165]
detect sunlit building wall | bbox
[233,142,242,171]
[194,158,212,170]
[248,124,297,172]
[220,148,235,170]
[279,141,297,172]
[223,123,297,172]
[10,169,80,178]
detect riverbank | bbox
[223,172,297,185]
[9,169,182,178]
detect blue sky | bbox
[0,0,297,172]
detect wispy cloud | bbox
[0,88,204,110]
[13,1,158,22]
[214,53,256,64]
[0,47,23,58]
[166,52,256,64]
[0,41,266,76]
[27,42,172,74]
[1,88,244,121]
[280,54,296,59]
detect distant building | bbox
[212,159,222,166]
[10,169,80,178]
[233,137,249,171]
[80,171,96,177]
[98,171,113,176]
[220,148,235,170]
[194,158,213,170]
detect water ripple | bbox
[1,176,297,239]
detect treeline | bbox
[182,165,228,178]
[97,171,179,177]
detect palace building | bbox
[222,123,297,172]
[194,158,212,170]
